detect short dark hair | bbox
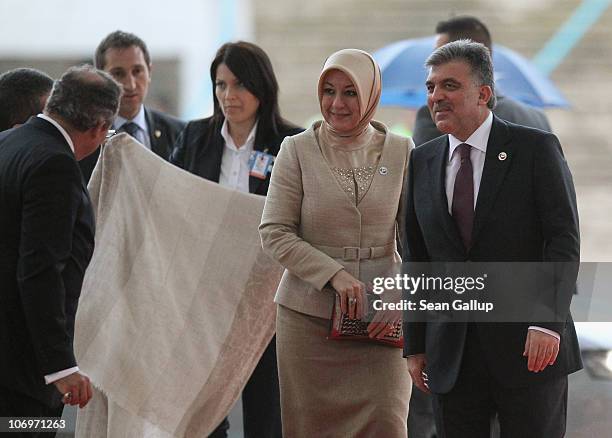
[435,16,492,51]
[0,68,54,131]
[426,39,497,109]
[45,65,122,131]
[209,41,297,145]
[94,30,151,70]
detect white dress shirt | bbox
[36,114,80,384]
[445,111,492,214]
[444,111,559,340]
[219,119,257,193]
[114,105,150,149]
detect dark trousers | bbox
[431,326,568,438]
[408,385,438,438]
[0,385,63,438]
[209,337,282,438]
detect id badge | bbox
[249,151,274,180]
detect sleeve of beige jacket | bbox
[259,136,344,291]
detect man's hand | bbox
[523,329,560,372]
[407,354,430,393]
[53,371,93,408]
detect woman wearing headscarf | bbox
[259,49,413,436]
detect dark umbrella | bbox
[373,36,569,109]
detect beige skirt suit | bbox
[260,119,413,437]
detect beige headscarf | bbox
[317,49,382,144]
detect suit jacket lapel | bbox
[427,138,465,254]
[471,116,513,244]
[145,108,169,158]
[202,129,224,183]
[144,109,159,154]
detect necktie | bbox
[120,122,140,140]
[452,143,474,249]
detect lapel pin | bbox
[498,152,507,161]
[154,130,162,138]
[378,166,388,176]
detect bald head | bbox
[45,65,122,132]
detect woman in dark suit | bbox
[170,41,301,438]
[171,41,301,196]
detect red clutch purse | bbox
[328,293,403,348]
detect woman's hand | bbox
[367,289,401,339]
[330,270,366,320]
[367,308,401,339]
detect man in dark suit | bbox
[0,65,121,432]
[0,68,53,132]
[403,40,581,438]
[79,30,185,181]
[408,16,558,438]
[412,16,551,147]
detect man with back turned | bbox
[0,65,121,435]
[0,68,53,132]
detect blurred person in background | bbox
[171,41,302,438]
[412,16,551,147]
[0,65,121,435]
[0,67,53,132]
[259,48,413,437]
[79,30,185,181]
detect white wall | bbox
[0,0,253,119]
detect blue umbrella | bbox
[373,36,569,109]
